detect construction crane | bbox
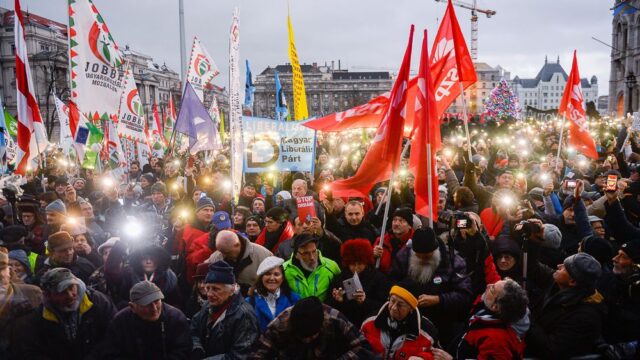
[435,0,496,61]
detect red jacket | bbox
[457,307,527,360]
[255,222,295,254]
[180,223,208,284]
[361,304,434,360]
[374,230,413,274]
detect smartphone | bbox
[567,180,577,189]
[606,175,618,192]
[343,272,363,300]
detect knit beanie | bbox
[412,227,439,254]
[392,207,413,225]
[389,285,418,310]
[581,237,613,265]
[45,199,66,215]
[621,241,640,263]
[289,297,324,338]
[196,196,215,212]
[8,249,31,275]
[265,207,289,224]
[542,224,562,249]
[141,173,156,184]
[204,260,236,284]
[563,253,602,289]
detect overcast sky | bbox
[16,0,614,96]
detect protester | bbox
[36,230,96,283]
[373,207,415,273]
[255,207,295,253]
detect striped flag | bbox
[14,0,48,174]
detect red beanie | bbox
[341,239,374,267]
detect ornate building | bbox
[609,0,640,116]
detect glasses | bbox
[297,249,318,257]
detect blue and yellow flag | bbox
[287,13,308,120]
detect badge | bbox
[433,276,442,285]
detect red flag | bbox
[15,0,48,174]
[558,51,597,159]
[330,26,414,198]
[303,0,475,134]
[68,100,80,138]
[410,30,441,221]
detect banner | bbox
[116,65,148,143]
[68,0,123,121]
[287,13,309,120]
[54,96,74,155]
[242,116,316,173]
[229,8,243,198]
[186,37,220,101]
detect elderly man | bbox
[526,252,605,359]
[16,199,46,254]
[35,231,96,283]
[13,268,116,359]
[207,230,272,295]
[251,296,373,359]
[390,227,473,349]
[374,207,415,273]
[0,248,42,358]
[190,261,259,359]
[361,284,435,359]
[283,179,325,222]
[457,279,530,359]
[283,234,341,301]
[104,281,192,359]
[276,216,342,263]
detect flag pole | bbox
[555,116,566,173]
[426,143,434,228]
[457,81,473,161]
[375,141,411,215]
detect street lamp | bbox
[626,71,637,114]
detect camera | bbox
[439,210,471,229]
[515,220,542,237]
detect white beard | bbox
[407,249,441,285]
[300,259,318,272]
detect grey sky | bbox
[19,0,613,95]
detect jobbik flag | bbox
[175,82,219,155]
[243,116,316,173]
[558,51,598,159]
[229,8,243,200]
[15,0,48,174]
[68,0,123,122]
[116,65,148,143]
[302,0,476,134]
[287,12,308,120]
[186,37,220,101]
[329,26,414,198]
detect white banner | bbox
[68,0,123,120]
[229,8,243,200]
[116,66,148,143]
[54,96,74,155]
[186,37,220,101]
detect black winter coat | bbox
[326,216,379,245]
[35,255,96,284]
[103,303,192,359]
[12,289,116,360]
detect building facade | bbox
[609,0,640,116]
[447,62,511,114]
[252,62,393,119]
[0,7,181,141]
[512,56,598,113]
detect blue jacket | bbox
[246,292,300,331]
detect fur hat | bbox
[340,239,374,267]
[47,231,73,252]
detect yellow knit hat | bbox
[389,285,418,310]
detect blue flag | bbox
[275,70,288,121]
[244,59,256,108]
[175,82,220,155]
[613,1,638,15]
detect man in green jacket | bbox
[284,234,340,301]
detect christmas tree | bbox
[483,79,520,120]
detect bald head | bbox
[215,230,242,261]
[292,179,308,198]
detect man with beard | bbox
[326,200,378,245]
[373,207,415,273]
[255,207,295,253]
[283,234,341,301]
[16,200,46,254]
[35,231,96,284]
[602,241,640,357]
[390,227,473,349]
[207,230,272,296]
[43,199,66,242]
[13,268,115,359]
[276,216,342,263]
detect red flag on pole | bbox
[14,0,47,174]
[410,30,441,221]
[330,26,415,198]
[558,51,597,159]
[303,0,475,134]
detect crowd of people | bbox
[0,116,639,359]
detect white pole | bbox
[426,143,434,229]
[555,116,565,173]
[178,0,187,86]
[375,141,411,215]
[458,81,473,161]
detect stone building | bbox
[447,62,510,114]
[609,0,640,116]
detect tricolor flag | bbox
[14,0,48,174]
[559,51,598,159]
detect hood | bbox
[129,244,171,273]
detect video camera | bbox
[514,219,542,238]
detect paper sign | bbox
[296,195,316,223]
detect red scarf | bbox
[255,221,295,253]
